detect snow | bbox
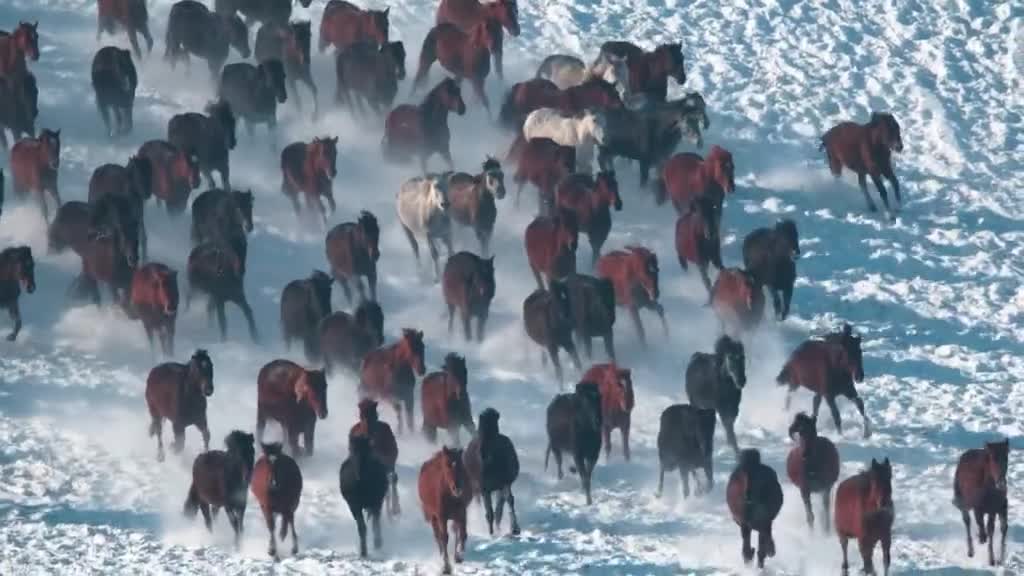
[1,0,1023,573]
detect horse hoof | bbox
[6,333,15,342]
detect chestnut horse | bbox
[726,449,783,569]
[256,359,328,457]
[184,430,255,548]
[463,408,521,535]
[524,210,578,289]
[582,363,633,461]
[137,140,200,216]
[675,195,722,295]
[0,22,39,77]
[787,412,840,532]
[419,447,472,575]
[710,268,765,336]
[319,301,384,375]
[499,77,623,132]
[777,323,870,438]
[436,0,519,79]
[325,211,381,304]
[596,246,667,346]
[821,112,903,218]
[953,439,1009,565]
[660,146,735,216]
[512,137,576,209]
[145,349,214,461]
[281,136,339,224]
[447,157,505,256]
[413,22,497,112]
[349,398,400,516]
[10,128,61,223]
[318,1,389,52]
[835,458,893,576]
[555,171,621,267]
[97,0,153,59]
[250,443,303,558]
[0,246,35,341]
[129,263,178,357]
[382,77,466,171]
[422,353,475,445]
[442,251,495,342]
[360,328,427,435]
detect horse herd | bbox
[0,1,1010,574]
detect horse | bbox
[436,0,519,79]
[498,78,560,131]
[165,1,250,78]
[743,219,800,320]
[787,412,840,532]
[581,363,633,461]
[167,100,237,190]
[280,136,339,224]
[422,353,475,445]
[596,246,667,346]
[97,0,153,58]
[511,137,576,209]
[463,408,520,535]
[726,449,784,569]
[349,398,400,516]
[521,108,606,174]
[190,188,254,270]
[555,171,621,267]
[777,324,871,438]
[565,273,616,362]
[360,328,427,435]
[821,112,903,218]
[219,60,288,138]
[185,242,258,342]
[835,458,894,576]
[128,263,178,357]
[523,281,581,384]
[674,195,722,296]
[396,173,452,281]
[685,335,746,455]
[325,211,380,304]
[137,140,200,216]
[87,156,153,261]
[47,196,137,262]
[0,246,35,341]
[413,21,497,112]
[254,21,317,115]
[318,1,389,52]
[593,41,686,102]
[447,158,505,255]
[319,301,384,375]
[250,443,303,558]
[442,251,495,342]
[0,22,39,77]
[145,350,214,461]
[0,71,37,149]
[524,210,578,288]
[710,268,765,336]
[382,77,466,171]
[256,359,328,457]
[536,53,628,93]
[73,229,136,306]
[546,381,602,504]
[339,434,390,558]
[418,447,472,575]
[280,270,332,362]
[183,430,255,547]
[656,404,715,498]
[216,0,292,26]
[335,41,406,117]
[953,439,1009,566]
[10,128,60,223]
[660,146,735,215]
[90,46,137,138]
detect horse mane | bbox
[444,353,467,384]
[261,442,284,457]
[482,156,501,173]
[358,397,379,421]
[356,210,379,241]
[402,328,425,356]
[625,245,655,263]
[738,448,761,469]
[0,245,31,263]
[290,20,312,58]
[714,335,741,357]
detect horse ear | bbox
[871,458,878,467]
[883,457,890,466]
[384,6,390,15]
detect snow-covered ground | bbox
[1,0,1022,574]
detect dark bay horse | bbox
[442,251,495,342]
[675,195,722,295]
[167,100,237,189]
[421,353,475,445]
[145,350,214,461]
[0,22,39,77]
[436,0,519,79]
[185,242,258,342]
[446,157,505,255]
[218,60,288,138]
[742,219,800,320]
[656,403,715,498]
[726,449,783,569]
[255,21,317,115]
[128,263,178,357]
[382,77,466,171]
[165,0,250,78]
[339,434,390,557]
[10,128,61,223]
[97,0,153,59]
[418,447,472,575]
[335,40,406,117]
[184,430,255,548]
[787,412,840,532]
[360,328,427,434]
[835,458,894,576]
[523,281,581,384]
[0,70,37,149]
[524,210,578,289]
[88,156,153,261]
[953,439,1009,565]
[413,22,497,112]
[685,335,746,455]
[821,112,903,218]
[216,0,293,26]
[546,381,602,504]
[319,1,389,52]
[565,273,616,362]
[349,398,401,517]
[325,211,380,304]
[320,301,384,375]
[594,41,686,102]
[280,136,339,224]
[91,46,137,137]
[0,246,35,341]
[190,188,254,272]
[596,246,667,346]
[73,229,136,306]
[250,443,304,558]
[280,270,332,362]
[463,408,521,536]
[555,171,621,267]
[256,359,328,457]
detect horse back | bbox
[350,421,399,468]
[146,362,188,418]
[192,450,234,505]
[436,0,481,29]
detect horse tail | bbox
[952,475,963,509]
[505,133,525,165]
[183,483,200,518]
[498,86,519,130]
[544,442,551,471]
[414,27,439,88]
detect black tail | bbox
[498,87,519,131]
[183,483,200,518]
[776,364,791,386]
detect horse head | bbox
[16,22,40,62]
[574,381,603,429]
[440,446,466,499]
[12,246,35,294]
[776,219,800,259]
[478,407,500,440]
[206,100,237,150]
[579,110,606,146]
[154,266,179,316]
[715,335,746,389]
[296,368,328,419]
[189,349,215,397]
[313,136,339,179]
[369,7,390,46]
[627,246,659,301]
[555,209,579,256]
[490,0,520,37]
[428,175,450,212]
[222,13,251,58]
[868,457,894,512]
[788,412,818,442]
[475,255,496,302]
[355,300,384,346]
[358,210,381,261]
[358,398,380,425]
[482,156,506,199]
[384,41,407,81]
[258,59,288,104]
[658,43,686,85]
[434,78,466,115]
[225,430,256,476]
[308,269,333,316]
[870,112,902,153]
[443,353,468,400]
[401,328,427,376]
[604,366,634,413]
[595,170,621,211]
[985,439,1010,492]
[707,145,735,194]
[174,148,202,190]
[40,129,60,169]
[127,155,154,201]
[839,323,865,382]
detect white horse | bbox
[396,173,452,281]
[535,53,630,96]
[522,107,606,173]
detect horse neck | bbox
[303,145,323,189]
[420,93,452,129]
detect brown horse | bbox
[318,1,389,52]
[523,281,581,384]
[183,430,255,548]
[256,359,328,457]
[128,263,178,357]
[339,433,390,557]
[281,136,339,224]
[726,449,784,569]
[436,0,519,79]
[325,211,381,304]
[821,112,903,218]
[349,398,401,516]
[512,137,576,209]
[167,100,236,190]
[88,156,153,261]
[565,273,616,362]
[777,323,870,438]
[787,412,840,532]
[953,439,1009,565]
[595,41,686,101]
[185,242,258,342]
[442,251,495,342]
[656,403,715,498]
[498,78,560,131]
[97,0,153,59]
[743,219,800,321]
[255,21,318,115]
[555,171,621,267]
[335,40,406,117]
[0,22,39,77]
[596,246,667,346]
[560,78,624,114]
[418,446,472,575]
[447,158,505,256]
[382,77,466,171]
[463,408,520,535]
[360,329,427,434]
[413,22,497,112]
[835,458,894,576]
[74,229,136,306]
[546,381,602,504]
[675,195,722,295]
[710,268,765,335]
[145,350,214,461]
[320,301,384,375]
[137,140,200,216]
[280,270,332,362]
[10,128,60,223]
[422,353,475,445]
[660,146,735,215]
[582,363,633,461]
[0,246,35,341]
[525,211,579,289]
[250,443,303,558]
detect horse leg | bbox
[506,486,521,535]
[604,332,616,362]
[198,417,211,452]
[478,229,492,257]
[304,421,316,457]
[288,513,298,555]
[771,288,784,320]
[389,470,401,515]
[264,509,277,558]
[985,511,997,566]
[811,393,822,419]
[427,236,442,282]
[199,501,213,531]
[870,173,894,218]
[999,505,1008,564]
[431,518,452,575]
[653,302,669,336]
[628,306,647,346]
[882,533,892,576]
[782,283,793,320]
[367,268,378,302]
[530,266,544,289]
[97,101,113,138]
[801,486,814,528]
[882,165,901,208]
[477,310,489,343]
[460,307,472,342]
[621,421,631,461]
[454,508,468,563]
[141,23,154,54]
[128,29,143,60]
[740,524,753,564]
[256,409,267,446]
[839,536,850,576]
[6,303,21,341]
[576,454,593,505]
[172,422,186,454]
[823,488,833,534]
[858,537,876,575]
[851,394,871,438]
[680,467,690,498]
[961,508,974,557]
[483,489,496,536]
[602,425,612,461]
[290,78,303,112]
[371,508,383,549]
[826,395,843,435]
[698,262,713,295]
[236,295,260,343]
[857,173,878,213]
[149,412,164,462]
[402,225,421,266]
[215,300,228,341]
[472,78,490,116]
